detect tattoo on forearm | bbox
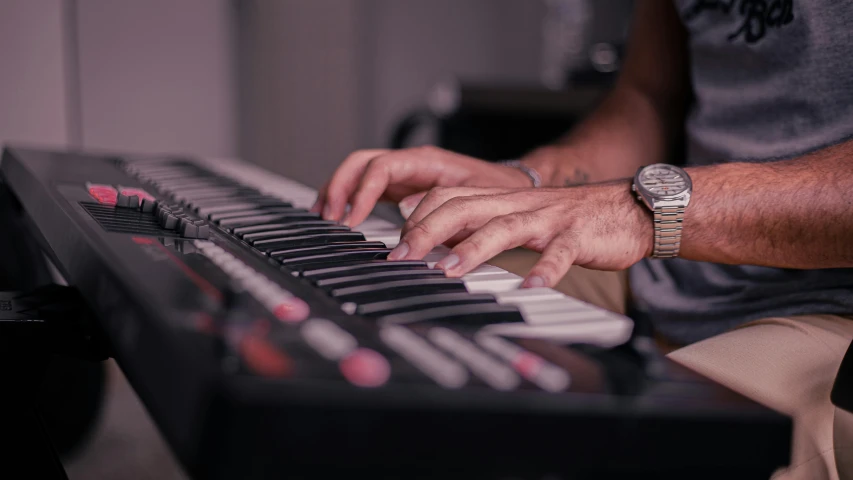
[563,168,590,187]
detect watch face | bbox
[638,164,690,197]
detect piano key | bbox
[196,201,294,217]
[379,325,469,389]
[278,249,393,269]
[243,226,350,243]
[356,292,497,317]
[219,212,321,229]
[462,272,524,293]
[315,269,446,290]
[269,242,387,259]
[300,261,430,280]
[427,327,520,391]
[480,319,633,348]
[508,299,589,315]
[493,287,566,303]
[362,229,402,248]
[209,207,304,222]
[512,308,613,325]
[191,196,288,211]
[256,233,369,252]
[378,303,524,327]
[330,278,467,304]
[233,220,340,236]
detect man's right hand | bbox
[311,146,535,227]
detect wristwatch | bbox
[632,163,693,259]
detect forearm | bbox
[678,142,853,268]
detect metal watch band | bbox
[653,206,685,258]
[500,160,542,188]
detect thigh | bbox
[668,315,853,480]
[487,248,629,314]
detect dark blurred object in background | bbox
[391,0,634,160]
[390,79,606,160]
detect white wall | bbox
[0,0,238,158]
[75,0,237,157]
[0,0,71,148]
[237,0,545,188]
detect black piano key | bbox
[209,207,303,222]
[219,212,321,229]
[330,278,467,304]
[189,195,286,210]
[255,233,367,251]
[378,303,524,327]
[196,201,294,217]
[233,220,339,237]
[357,292,497,317]
[244,226,351,243]
[300,261,430,280]
[278,249,393,269]
[315,269,446,290]
[269,242,386,259]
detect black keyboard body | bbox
[0,146,791,479]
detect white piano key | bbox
[362,229,401,248]
[507,299,589,315]
[480,318,633,348]
[464,264,508,276]
[463,273,525,293]
[519,308,613,325]
[494,287,566,302]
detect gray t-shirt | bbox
[629,0,853,344]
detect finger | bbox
[435,212,541,276]
[342,154,418,227]
[398,191,428,220]
[324,149,389,221]
[402,186,511,236]
[310,183,329,214]
[522,233,579,288]
[392,196,516,261]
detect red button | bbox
[240,335,293,378]
[339,348,390,388]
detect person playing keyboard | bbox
[313,1,853,479]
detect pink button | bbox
[339,348,391,388]
[119,187,155,201]
[512,351,543,379]
[272,298,310,323]
[87,183,118,205]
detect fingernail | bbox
[399,201,416,220]
[322,204,333,220]
[436,254,460,271]
[522,275,546,288]
[388,242,409,260]
[341,213,351,226]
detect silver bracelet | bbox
[500,160,542,188]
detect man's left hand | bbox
[387,183,653,288]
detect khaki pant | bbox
[489,249,853,480]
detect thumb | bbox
[398,191,428,219]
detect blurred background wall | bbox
[0,0,630,188]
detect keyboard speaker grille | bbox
[80,202,180,236]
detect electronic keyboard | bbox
[0,146,791,479]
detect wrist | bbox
[520,145,597,188]
[599,180,655,259]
